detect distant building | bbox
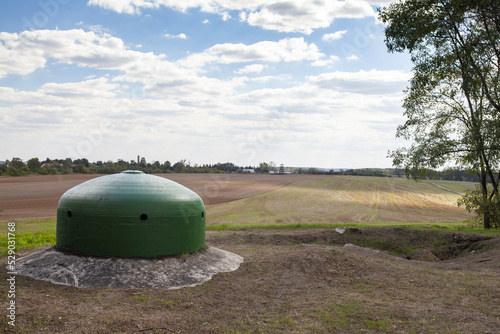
[242,168,255,173]
[41,163,63,168]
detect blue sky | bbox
[0,0,412,168]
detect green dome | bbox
[56,170,205,258]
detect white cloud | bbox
[203,19,210,24]
[0,29,245,110]
[0,26,408,167]
[179,37,324,69]
[164,33,187,39]
[39,77,120,99]
[306,70,411,94]
[322,30,347,42]
[238,11,247,22]
[87,0,150,14]
[221,11,231,21]
[87,0,376,34]
[311,55,340,67]
[235,64,267,74]
[347,54,360,60]
[0,29,139,78]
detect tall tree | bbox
[27,157,40,171]
[380,0,500,228]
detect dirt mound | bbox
[207,227,498,262]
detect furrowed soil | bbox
[2,174,499,333]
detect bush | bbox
[458,185,500,229]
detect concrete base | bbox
[15,247,243,289]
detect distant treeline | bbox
[341,168,485,183]
[0,157,248,176]
[296,167,485,182]
[0,157,485,182]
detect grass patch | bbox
[0,218,56,235]
[316,300,392,331]
[1,218,498,256]
[0,231,56,256]
[207,221,500,234]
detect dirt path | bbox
[0,173,325,221]
[431,182,465,196]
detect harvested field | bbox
[207,176,475,226]
[1,174,474,225]
[0,173,322,221]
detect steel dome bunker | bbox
[56,170,206,258]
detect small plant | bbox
[136,296,151,302]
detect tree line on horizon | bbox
[0,157,291,176]
[0,156,489,183]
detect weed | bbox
[271,315,294,328]
[0,231,56,256]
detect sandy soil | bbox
[0,173,323,221]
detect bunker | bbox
[14,171,243,289]
[56,170,205,258]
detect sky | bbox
[0,0,412,169]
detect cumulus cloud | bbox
[179,37,324,69]
[311,55,340,67]
[87,0,376,34]
[235,64,267,74]
[0,26,407,167]
[0,28,246,113]
[0,29,141,77]
[306,70,411,95]
[39,77,120,98]
[322,30,347,42]
[164,33,187,39]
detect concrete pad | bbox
[15,247,243,289]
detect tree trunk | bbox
[479,170,492,229]
[483,212,492,229]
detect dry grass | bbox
[2,228,499,333]
[207,176,474,226]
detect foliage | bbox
[458,185,500,228]
[380,0,500,228]
[0,157,277,176]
